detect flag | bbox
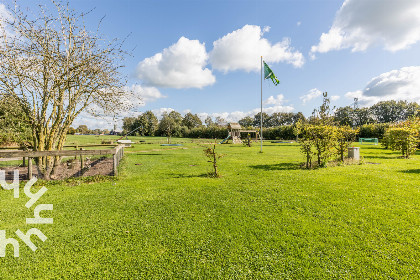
[263,61,280,86]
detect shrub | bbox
[384,118,420,158]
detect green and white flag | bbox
[263,61,280,86]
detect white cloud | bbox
[151,107,175,119]
[210,25,304,72]
[311,0,420,56]
[299,88,322,104]
[0,4,11,22]
[127,85,165,105]
[201,94,294,123]
[263,94,285,105]
[330,95,340,101]
[73,113,118,130]
[345,66,420,106]
[136,37,215,89]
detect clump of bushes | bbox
[294,92,359,168]
[382,117,420,158]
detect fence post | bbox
[28,157,32,179]
[113,151,118,176]
[80,148,84,176]
[22,157,26,167]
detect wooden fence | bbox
[0,145,125,178]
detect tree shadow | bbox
[362,155,394,159]
[400,169,420,174]
[172,173,211,178]
[249,162,301,171]
[134,153,164,156]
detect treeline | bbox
[67,125,111,135]
[334,100,419,126]
[121,111,307,138]
[120,100,419,140]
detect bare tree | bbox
[0,1,133,179]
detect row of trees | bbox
[120,100,419,140]
[334,100,420,126]
[67,126,111,135]
[121,111,307,137]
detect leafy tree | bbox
[122,117,137,134]
[67,127,76,135]
[291,112,306,124]
[334,106,353,126]
[335,126,359,161]
[296,93,338,167]
[169,111,183,125]
[0,94,31,146]
[353,107,374,126]
[158,112,177,142]
[0,2,132,179]
[370,100,409,123]
[215,116,227,127]
[182,112,202,129]
[137,111,158,136]
[253,112,270,127]
[268,112,290,126]
[76,125,89,135]
[294,121,314,169]
[205,116,214,127]
[238,116,253,128]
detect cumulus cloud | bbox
[299,88,322,104]
[0,4,11,22]
[136,37,215,89]
[263,94,285,105]
[0,4,15,39]
[127,85,165,105]
[311,0,420,56]
[73,113,117,130]
[345,66,420,106]
[330,95,341,101]
[151,107,175,119]
[210,25,304,72]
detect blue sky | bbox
[13,0,420,128]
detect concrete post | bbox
[348,147,360,161]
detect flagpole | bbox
[260,56,263,153]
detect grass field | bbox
[1,136,419,279]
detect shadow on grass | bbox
[133,153,164,156]
[362,155,395,159]
[172,173,212,178]
[400,169,420,174]
[249,162,301,171]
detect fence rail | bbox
[0,145,125,178]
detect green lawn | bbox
[1,136,419,279]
